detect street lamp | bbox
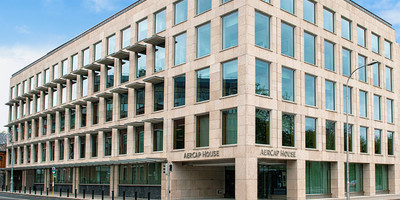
[5,131,14,192]
[345,60,379,200]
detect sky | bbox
[0,0,399,132]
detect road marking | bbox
[0,196,29,200]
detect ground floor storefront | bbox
[4,158,399,199]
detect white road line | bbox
[0,196,29,200]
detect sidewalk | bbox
[0,191,159,200]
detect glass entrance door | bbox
[258,164,287,199]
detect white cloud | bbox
[84,0,117,12]
[0,45,53,132]
[15,25,30,34]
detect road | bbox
[0,192,76,200]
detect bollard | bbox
[34,187,36,194]
[19,186,21,193]
[46,188,49,196]
[24,187,26,193]
[148,192,150,200]
[83,189,86,199]
[101,190,104,200]
[60,188,62,197]
[92,190,94,199]
[112,191,114,200]
[123,191,126,200]
[135,192,138,200]
[75,189,77,198]
[29,187,31,194]
[67,188,69,197]
[40,188,43,195]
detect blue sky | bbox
[0,0,399,132]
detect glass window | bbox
[324,40,335,71]
[222,59,238,96]
[173,119,185,150]
[93,71,100,93]
[343,86,352,114]
[359,90,367,118]
[304,32,316,65]
[155,9,166,33]
[120,93,128,119]
[68,138,74,159]
[196,114,209,147]
[71,55,78,72]
[175,0,187,25]
[323,8,334,32]
[94,42,102,61]
[326,80,336,110]
[80,166,110,184]
[342,48,351,77]
[306,162,331,194]
[282,113,295,147]
[136,88,145,115]
[174,75,185,107]
[255,11,270,49]
[341,18,351,40]
[105,97,113,122]
[374,95,381,120]
[155,44,165,72]
[106,65,114,88]
[121,58,129,84]
[387,131,394,155]
[62,60,68,77]
[104,132,112,156]
[59,140,64,160]
[374,129,381,154]
[358,55,366,82]
[357,26,366,47]
[44,69,50,83]
[255,59,270,96]
[281,22,294,57]
[82,76,88,97]
[153,123,163,152]
[82,48,90,67]
[92,102,99,125]
[344,124,353,152]
[375,164,389,191]
[281,0,294,14]
[79,136,85,158]
[360,126,368,153]
[326,120,336,150]
[222,108,237,145]
[59,112,66,132]
[222,0,232,3]
[136,52,146,78]
[345,163,363,193]
[81,105,87,127]
[222,12,238,50]
[137,19,148,41]
[372,33,379,53]
[197,22,211,58]
[282,67,294,102]
[197,68,210,102]
[174,33,187,66]
[303,0,315,23]
[387,99,393,123]
[305,74,316,106]
[70,109,75,130]
[373,63,380,87]
[384,40,392,59]
[305,117,316,149]
[154,82,164,111]
[197,0,211,15]
[385,66,392,91]
[119,129,127,155]
[121,28,130,49]
[256,108,270,145]
[71,81,77,100]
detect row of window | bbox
[9,106,394,166]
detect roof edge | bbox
[11,0,146,78]
[346,0,393,28]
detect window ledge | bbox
[195,9,211,17]
[305,148,318,151]
[194,54,211,61]
[171,105,185,110]
[171,149,185,152]
[173,62,186,68]
[304,61,318,68]
[152,110,164,114]
[255,45,272,52]
[220,94,238,100]
[255,94,272,99]
[195,100,210,105]
[325,109,337,113]
[360,153,369,155]
[255,144,272,148]
[220,45,238,53]
[194,146,210,150]
[342,37,353,43]
[325,150,337,153]
[152,151,163,154]
[220,144,237,148]
[281,146,296,150]
[280,9,296,17]
[281,99,296,105]
[357,44,368,50]
[173,20,187,28]
[303,19,317,27]
[304,104,318,109]
[281,54,296,60]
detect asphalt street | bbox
[0,192,75,200]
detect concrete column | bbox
[55,140,59,161]
[287,159,306,200]
[99,131,104,158]
[73,167,79,194]
[86,133,91,159]
[110,165,119,197]
[38,143,42,164]
[235,157,257,200]
[127,126,134,155]
[22,170,26,188]
[389,164,399,194]
[363,163,375,196]
[331,161,345,198]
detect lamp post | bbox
[6,131,14,192]
[345,60,378,200]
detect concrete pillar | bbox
[110,165,119,197]
[22,170,26,188]
[331,161,345,198]
[235,157,257,200]
[363,163,375,196]
[73,167,79,194]
[287,159,306,200]
[389,164,399,194]
[99,131,104,158]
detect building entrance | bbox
[258,164,287,199]
[224,166,235,198]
